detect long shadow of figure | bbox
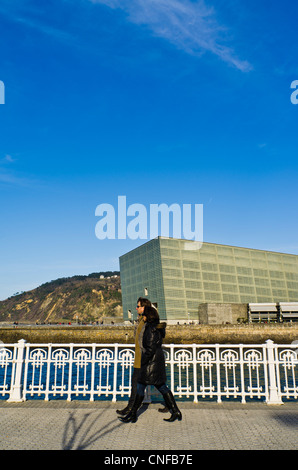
[273,411,298,428]
[62,409,122,450]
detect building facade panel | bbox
[120,237,298,323]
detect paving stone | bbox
[0,401,297,450]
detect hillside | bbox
[0,272,122,324]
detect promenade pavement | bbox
[0,400,297,451]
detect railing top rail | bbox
[1,340,296,348]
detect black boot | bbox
[162,391,182,422]
[116,404,132,416]
[118,394,144,423]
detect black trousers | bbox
[128,368,141,407]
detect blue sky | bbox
[0,0,298,300]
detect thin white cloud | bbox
[0,171,31,186]
[0,153,37,187]
[0,2,75,47]
[14,15,74,44]
[0,163,41,188]
[3,154,16,163]
[90,0,252,72]
[0,0,251,71]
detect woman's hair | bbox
[137,297,152,308]
[143,305,160,323]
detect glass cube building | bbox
[119,237,298,322]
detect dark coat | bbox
[138,321,167,386]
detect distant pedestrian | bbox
[119,305,182,423]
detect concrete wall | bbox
[198,303,247,325]
[1,324,297,344]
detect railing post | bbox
[170,344,175,394]
[215,344,222,403]
[265,339,283,405]
[192,344,198,403]
[112,343,119,402]
[8,339,26,402]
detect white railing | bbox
[0,339,297,404]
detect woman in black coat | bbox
[119,305,182,423]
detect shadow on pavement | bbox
[62,409,122,450]
[272,411,298,428]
